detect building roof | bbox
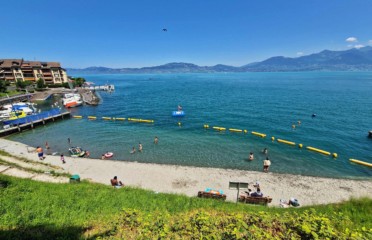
[0,59,62,69]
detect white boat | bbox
[62,94,83,108]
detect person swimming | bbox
[312,113,316,118]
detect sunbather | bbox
[111,176,124,188]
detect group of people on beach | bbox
[248,148,271,173]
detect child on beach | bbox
[60,154,65,164]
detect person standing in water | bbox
[263,157,271,173]
[138,143,143,152]
[154,136,159,144]
[249,152,254,161]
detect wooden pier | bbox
[0,111,70,137]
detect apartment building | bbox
[0,59,68,84]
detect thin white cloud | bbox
[354,44,364,49]
[296,52,304,56]
[346,37,358,42]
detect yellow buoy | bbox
[115,118,126,121]
[102,117,111,120]
[277,139,296,146]
[88,116,96,120]
[229,128,243,133]
[306,146,331,156]
[332,153,338,158]
[349,159,372,168]
[244,130,247,133]
[204,124,209,129]
[213,126,226,131]
[298,144,303,148]
[178,122,181,126]
[271,136,275,141]
[251,131,266,138]
[73,115,82,119]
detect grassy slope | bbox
[0,174,371,239]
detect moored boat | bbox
[69,147,86,157]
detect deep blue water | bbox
[7,72,372,178]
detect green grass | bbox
[0,174,371,239]
[0,90,22,98]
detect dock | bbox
[81,84,115,91]
[0,111,70,137]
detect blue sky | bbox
[1,0,372,68]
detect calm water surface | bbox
[8,72,372,179]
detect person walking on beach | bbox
[154,136,158,144]
[263,157,271,173]
[249,152,254,161]
[60,154,65,164]
[36,146,45,160]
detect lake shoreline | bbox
[1,138,371,207]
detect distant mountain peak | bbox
[66,46,372,74]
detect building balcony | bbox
[24,77,35,81]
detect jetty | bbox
[81,84,115,91]
[0,110,70,137]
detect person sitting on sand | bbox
[250,187,263,197]
[263,157,271,173]
[101,154,106,160]
[110,176,124,188]
[249,152,254,161]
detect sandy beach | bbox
[0,138,371,207]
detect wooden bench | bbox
[239,195,272,205]
[197,191,226,200]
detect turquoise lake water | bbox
[7,72,372,179]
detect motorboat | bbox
[0,102,36,119]
[69,147,86,157]
[62,94,83,108]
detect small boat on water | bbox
[62,94,83,108]
[69,147,86,157]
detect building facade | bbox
[0,59,68,84]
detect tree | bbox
[16,79,27,90]
[71,77,86,87]
[36,78,46,89]
[0,80,7,93]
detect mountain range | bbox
[66,46,372,74]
